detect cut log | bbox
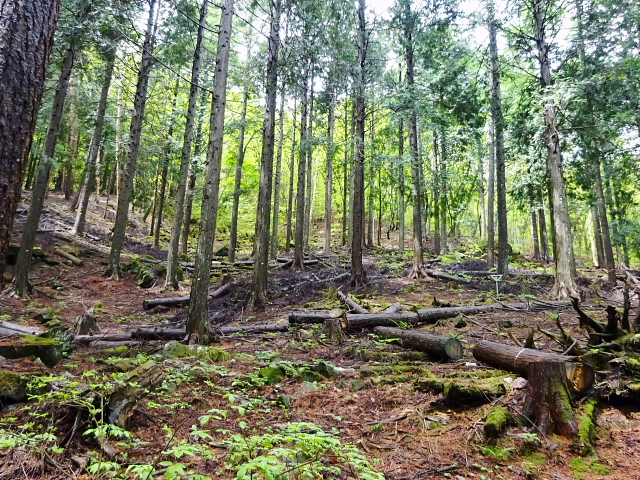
[457,271,554,278]
[0,320,43,337]
[372,326,463,360]
[74,314,100,335]
[54,247,83,266]
[523,361,578,438]
[220,324,289,335]
[337,290,368,314]
[75,333,133,345]
[383,302,403,314]
[142,282,236,310]
[473,340,594,393]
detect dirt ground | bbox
[0,192,638,480]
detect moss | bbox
[0,371,39,402]
[571,457,610,479]
[578,398,598,456]
[415,376,509,406]
[523,452,547,467]
[0,335,64,367]
[360,363,435,379]
[484,405,511,442]
[346,347,430,363]
[445,369,511,379]
[413,378,445,394]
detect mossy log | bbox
[414,375,510,406]
[337,290,368,314]
[424,269,473,284]
[104,360,165,428]
[473,340,595,393]
[373,326,463,360]
[54,247,83,265]
[523,361,578,438]
[484,405,512,443]
[578,398,599,456]
[0,334,65,367]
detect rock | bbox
[74,314,100,335]
[309,361,338,378]
[0,371,39,403]
[162,341,229,362]
[259,366,286,385]
[40,321,75,355]
[498,320,514,329]
[0,335,65,367]
[349,379,369,392]
[214,245,229,257]
[276,395,292,408]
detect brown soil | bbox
[0,192,637,480]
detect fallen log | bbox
[425,270,472,284]
[54,247,83,266]
[290,301,572,326]
[142,282,236,310]
[0,320,43,337]
[337,290,368,314]
[77,323,290,345]
[473,340,594,393]
[456,271,554,278]
[373,326,463,360]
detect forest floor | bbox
[0,192,639,480]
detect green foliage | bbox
[224,422,384,480]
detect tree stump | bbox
[524,361,578,438]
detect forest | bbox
[0,0,639,478]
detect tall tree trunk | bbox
[351,0,367,286]
[324,87,336,254]
[367,112,375,248]
[251,0,280,307]
[477,136,486,240]
[439,128,448,253]
[165,0,208,289]
[63,88,78,200]
[181,90,207,256]
[398,117,405,253]
[0,0,60,284]
[528,184,540,259]
[153,79,180,249]
[73,47,116,236]
[228,82,249,263]
[433,133,441,253]
[532,0,577,297]
[401,0,425,278]
[487,121,495,266]
[106,0,157,279]
[342,102,352,247]
[271,90,285,259]
[303,82,315,249]
[11,43,75,296]
[538,192,550,262]
[285,99,297,254]
[186,0,234,343]
[489,9,509,275]
[594,161,616,280]
[293,66,310,269]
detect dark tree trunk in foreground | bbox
[532,0,577,297]
[350,0,367,286]
[106,0,157,279]
[486,121,495,267]
[165,0,208,289]
[186,0,234,343]
[73,46,116,237]
[285,100,297,254]
[11,43,75,296]
[398,116,405,253]
[488,8,509,275]
[0,0,60,284]
[251,0,280,307]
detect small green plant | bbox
[480,445,516,461]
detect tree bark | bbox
[251,0,280,307]
[0,0,60,284]
[11,43,75,296]
[285,99,297,254]
[350,0,367,286]
[106,0,157,279]
[165,0,208,289]
[271,89,286,259]
[73,46,116,237]
[487,120,495,267]
[373,326,463,360]
[324,84,336,255]
[186,0,234,344]
[228,82,249,264]
[398,116,405,253]
[488,8,509,275]
[293,65,310,269]
[532,0,577,297]
[152,79,180,249]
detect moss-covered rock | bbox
[346,346,430,363]
[413,378,445,394]
[0,371,39,403]
[260,365,287,385]
[0,335,64,367]
[309,361,338,379]
[415,375,510,406]
[162,340,230,362]
[124,258,156,288]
